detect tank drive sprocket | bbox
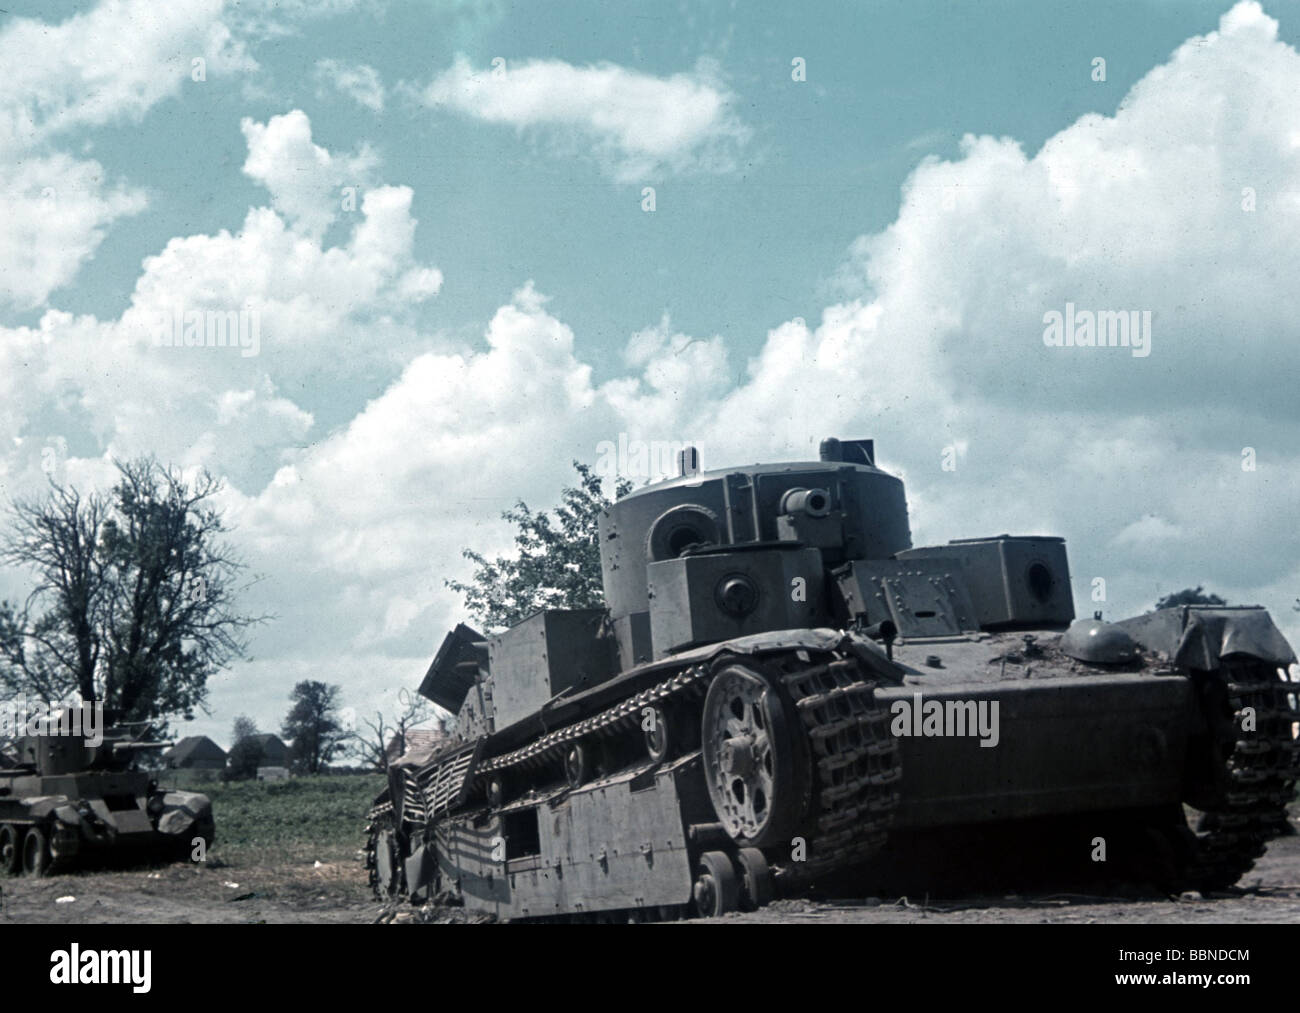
[701,663,801,847]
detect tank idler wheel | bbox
[693,850,739,917]
[22,825,51,877]
[564,742,591,789]
[643,704,670,764]
[487,776,505,807]
[702,664,799,847]
[736,847,774,910]
[0,824,21,875]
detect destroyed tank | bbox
[365,438,1300,919]
[0,719,214,876]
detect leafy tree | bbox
[282,680,347,774]
[446,462,632,631]
[231,714,258,744]
[0,459,266,723]
[225,714,263,781]
[1154,586,1226,611]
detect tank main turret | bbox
[597,438,913,668]
[597,438,1074,669]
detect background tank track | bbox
[363,802,400,899]
[1176,657,1300,891]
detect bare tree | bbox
[350,688,435,773]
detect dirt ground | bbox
[0,855,377,924]
[4,827,1300,924]
[706,830,1300,924]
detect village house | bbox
[384,724,452,766]
[246,733,290,766]
[162,736,228,782]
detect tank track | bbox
[768,651,902,877]
[1182,658,1300,891]
[476,662,712,776]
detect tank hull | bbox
[369,610,1299,919]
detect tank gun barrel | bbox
[110,740,174,753]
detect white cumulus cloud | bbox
[0,0,256,310]
[420,55,750,180]
[0,109,442,496]
[241,110,380,240]
[315,58,386,112]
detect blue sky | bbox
[3,0,1300,744]
[29,0,1278,373]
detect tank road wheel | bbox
[702,665,799,847]
[643,704,670,764]
[22,825,51,877]
[0,825,20,875]
[736,847,774,911]
[693,850,739,917]
[564,742,591,789]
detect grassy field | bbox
[158,773,386,867]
